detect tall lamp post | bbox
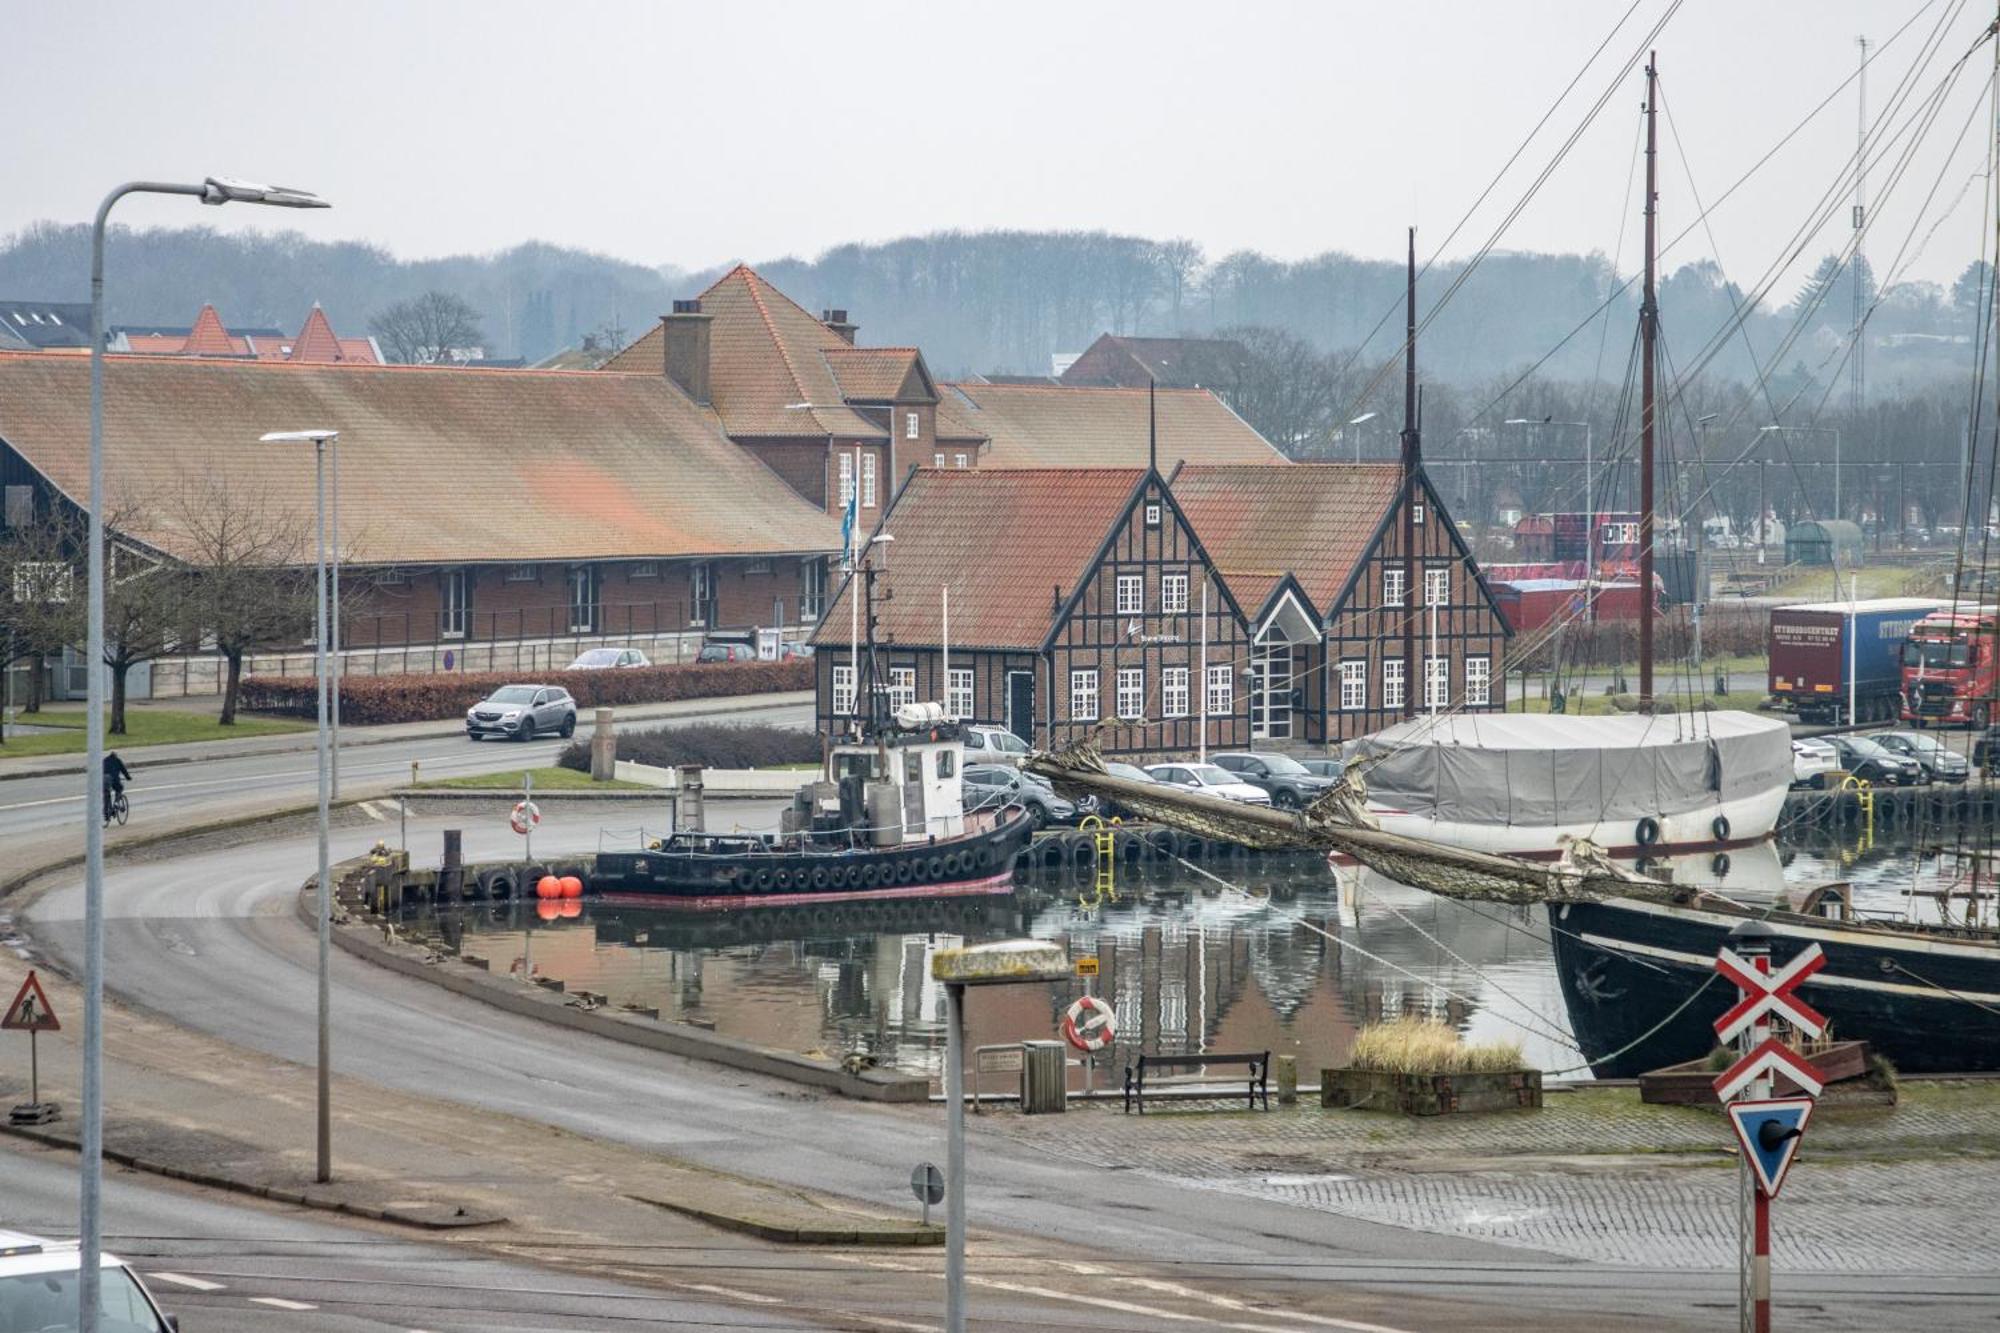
[260,430,341,1188]
[1345,411,1377,463]
[930,941,1070,1332]
[82,176,326,1330]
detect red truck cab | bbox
[1901,607,2000,727]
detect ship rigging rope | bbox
[1884,958,2000,1016]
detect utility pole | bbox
[1853,37,1869,433]
[1400,227,1420,720]
[1639,54,1660,707]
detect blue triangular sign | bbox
[1727,1096,1815,1198]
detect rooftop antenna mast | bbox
[1400,226,1421,720]
[1148,376,1158,473]
[1639,53,1660,708]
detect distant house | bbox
[110,304,383,365]
[1058,333,1251,390]
[0,300,94,352]
[933,380,1282,470]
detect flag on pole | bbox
[841,490,857,570]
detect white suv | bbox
[0,1229,178,1330]
[961,725,1031,767]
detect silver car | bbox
[568,647,651,670]
[1144,762,1272,806]
[467,684,577,741]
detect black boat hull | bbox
[590,809,1036,910]
[1551,896,2000,1077]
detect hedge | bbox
[556,721,821,774]
[1505,606,1768,673]
[239,660,812,726]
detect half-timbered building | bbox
[1173,464,1512,745]
[810,467,1255,756]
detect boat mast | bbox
[1639,53,1660,708]
[1401,227,1420,720]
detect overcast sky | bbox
[6,1,1993,290]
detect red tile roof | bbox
[1170,464,1404,616]
[822,346,931,402]
[181,304,238,357]
[0,352,841,567]
[289,305,356,363]
[936,381,1283,468]
[815,468,1147,651]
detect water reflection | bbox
[424,820,1977,1086]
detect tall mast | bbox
[1401,227,1420,720]
[1854,36,1869,426]
[1639,54,1660,708]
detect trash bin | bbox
[1020,1040,1068,1114]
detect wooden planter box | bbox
[1321,1067,1543,1116]
[1638,1040,1875,1107]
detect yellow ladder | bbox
[1835,774,1874,862]
[1078,815,1120,907]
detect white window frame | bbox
[954,452,968,469]
[906,410,921,440]
[1413,502,1426,525]
[1116,666,1145,720]
[1206,663,1234,714]
[1162,665,1190,717]
[837,452,855,507]
[862,453,878,508]
[887,667,917,710]
[1424,566,1450,607]
[1070,668,1100,721]
[374,568,410,587]
[1466,655,1492,706]
[743,557,773,576]
[800,559,826,621]
[1382,566,1406,606]
[934,452,945,467]
[440,568,469,639]
[1382,658,1405,710]
[567,565,596,634]
[947,667,973,719]
[1161,572,1189,614]
[1115,573,1144,615]
[832,664,856,715]
[505,563,538,583]
[1339,659,1366,711]
[629,560,659,580]
[689,561,713,627]
[1424,655,1449,708]
[1144,502,1162,527]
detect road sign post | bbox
[1712,922,1824,1333]
[4,970,62,1124]
[911,1161,944,1228]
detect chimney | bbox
[661,298,712,405]
[821,308,858,345]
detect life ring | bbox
[509,801,541,835]
[1711,815,1731,843]
[1060,995,1118,1053]
[1635,817,1661,847]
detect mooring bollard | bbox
[590,707,617,782]
[1275,1054,1298,1106]
[441,829,464,901]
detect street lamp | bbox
[260,430,340,1188]
[931,940,1070,1332]
[1345,411,1377,463]
[81,176,326,1329]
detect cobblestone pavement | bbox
[966,1083,2000,1274]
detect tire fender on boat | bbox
[1635,816,1661,847]
[1711,815,1731,843]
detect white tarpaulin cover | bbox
[1344,712,1792,827]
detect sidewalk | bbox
[0,689,813,783]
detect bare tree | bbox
[169,480,315,725]
[0,505,85,740]
[1157,238,1205,326]
[369,290,485,365]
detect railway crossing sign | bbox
[1726,1098,1815,1200]
[1712,1035,1826,1104]
[2,971,58,1032]
[1713,942,1826,1044]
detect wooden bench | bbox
[1122,1051,1270,1114]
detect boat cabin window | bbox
[937,750,955,778]
[905,751,923,783]
[832,752,883,784]
[1903,639,1970,669]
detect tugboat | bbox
[592,701,1034,909]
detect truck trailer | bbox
[1768,598,1947,725]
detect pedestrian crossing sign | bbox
[1,971,59,1033]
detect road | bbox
[18,811,1996,1330]
[0,1138,806,1331]
[0,697,812,841]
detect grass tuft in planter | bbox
[1324,1019,1541,1116]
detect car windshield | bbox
[1187,765,1236,786]
[1254,754,1312,776]
[1903,639,1970,668]
[1841,736,1891,760]
[993,732,1028,752]
[1882,733,1941,756]
[0,1265,169,1331]
[488,686,537,703]
[572,649,619,666]
[1104,762,1154,782]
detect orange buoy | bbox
[535,875,561,899]
[558,875,584,899]
[557,899,582,918]
[535,899,562,922]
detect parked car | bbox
[0,1228,179,1331]
[1210,751,1335,809]
[695,642,757,663]
[962,724,1032,767]
[466,684,577,741]
[963,763,1077,828]
[1298,758,1346,779]
[1097,760,1161,817]
[1790,738,1838,789]
[1144,762,1272,806]
[1824,733,1922,786]
[1872,729,1969,783]
[1975,724,2000,773]
[567,646,651,670]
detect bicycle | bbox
[103,786,129,828]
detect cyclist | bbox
[103,750,132,819]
